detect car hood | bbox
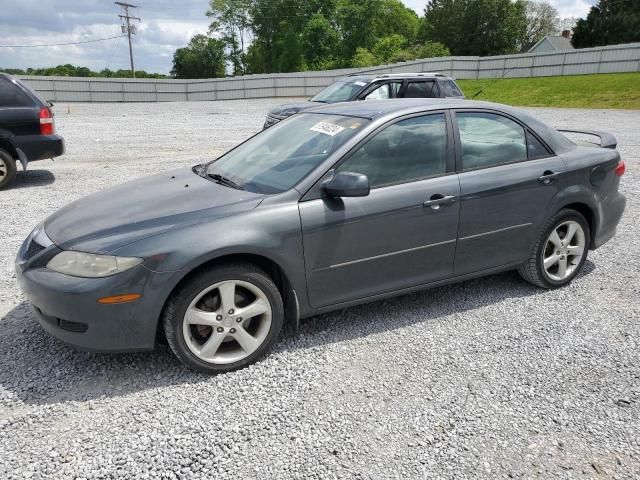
[269,101,320,117]
[44,167,265,254]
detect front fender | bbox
[111,202,309,314]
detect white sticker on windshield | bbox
[353,81,367,86]
[310,122,345,137]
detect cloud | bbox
[0,0,210,74]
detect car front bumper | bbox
[16,264,170,352]
[15,230,174,352]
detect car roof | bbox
[305,98,576,155]
[304,98,511,119]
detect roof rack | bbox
[347,72,447,78]
[376,72,446,78]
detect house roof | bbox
[528,35,574,53]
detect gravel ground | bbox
[0,99,638,479]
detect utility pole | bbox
[115,2,141,78]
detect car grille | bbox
[34,307,89,333]
[25,239,46,260]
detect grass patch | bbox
[457,72,640,109]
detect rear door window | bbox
[402,81,439,99]
[0,78,35,107]
[457,112,527,170]
[526,131,552,159]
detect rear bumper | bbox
[13,134,64,164]
[593,191,626,249]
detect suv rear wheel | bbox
[0,149,17,190]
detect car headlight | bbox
[46,251,143,278]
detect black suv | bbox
[264,72,464,129]
[0,73,64,189]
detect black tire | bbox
[0,149,17,190]
[518,209,590,289]
[162,262,284,373]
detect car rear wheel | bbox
[163,262,284,373]
[519,209,590,289]
[0,150,17,190]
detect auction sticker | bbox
[310,122,345,136]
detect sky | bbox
[0,0,597,75]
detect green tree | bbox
[302,14,341,70]
[171,34,226,79]
[337,0,418,61]
[351,47,378,67]
[248,0,337,73]
[412,41,451,59]
[572,0,640,48]
[337,0,381,60]
[421,0,527,56]
[207,0,252,75]
[375,0,420,44]
[1,65,165,78]
[372,34,408,64]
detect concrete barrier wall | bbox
[19,42,640,103]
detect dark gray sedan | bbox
[16,99,626,373]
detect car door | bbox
[452,110,567,275]
[299,112,460,308]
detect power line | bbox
[104,35,122,72]
[0,35,126,48]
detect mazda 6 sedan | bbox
[16,99,626,373]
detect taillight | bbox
[614,160,626,177]
[39,107,54,135]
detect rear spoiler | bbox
[557,129,617,149]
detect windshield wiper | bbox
[207,173,244,190]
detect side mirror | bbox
[323,172,370,198]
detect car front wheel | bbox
[163,262,284,373]
[519,209,590,289]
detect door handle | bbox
[538,171,562,185]
[423,194,457,209]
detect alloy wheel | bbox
[182,280,272,365]
[0,157,6,178]
[542,220,586,282]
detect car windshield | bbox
[311,80,367,103]
[204,113,369,194]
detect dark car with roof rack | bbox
[0,73,64,189]
[263,72,464,129]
